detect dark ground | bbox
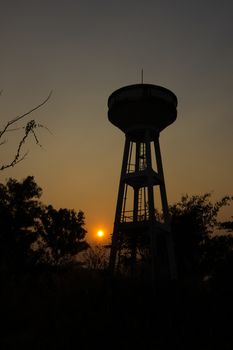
[1,267,233,350]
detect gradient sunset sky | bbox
[1,0,233,243]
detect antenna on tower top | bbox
[141,69,144,84]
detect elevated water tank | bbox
[108,84,177,139]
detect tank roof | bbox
[108,84,177,108]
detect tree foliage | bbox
[170,193,233,282]
[170,193,232,233]
[219,220,233,232]
[38,205,89,266]
[0,176,42,270]
[0,176,88,272]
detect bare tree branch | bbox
[0,124,30,170]
[0,91,52,139]
[0,139,7,146]
[0,91,52,171]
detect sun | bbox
[97,229,104,238]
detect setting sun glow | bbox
[97,230,104,238]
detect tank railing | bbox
[121,209,149,223]
[127,163,148,173]
[121,211,133,222]
[127,163,136,173]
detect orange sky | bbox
[1,1,233,244]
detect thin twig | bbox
[0,91,52,140]
[0,126,30,170]
[0,140,6,146]
[0,91,52,171]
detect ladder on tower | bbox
[138,187,143,221]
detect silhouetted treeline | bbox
[0,176,88,275]
[0,177,233,349]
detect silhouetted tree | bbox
[0,91,51,170]
[0,176,42,272]
[170,193,233,282]
[83,245,108,270]
[0,175,89,273]
[219,220,233,232]
[115,193,233,281]
[38,205,89,266]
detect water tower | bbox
[108,83,178,281]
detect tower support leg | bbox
[145,130,157,281]
[131,141,140,274]
[109,135,130,273]
[154,137,177,280]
